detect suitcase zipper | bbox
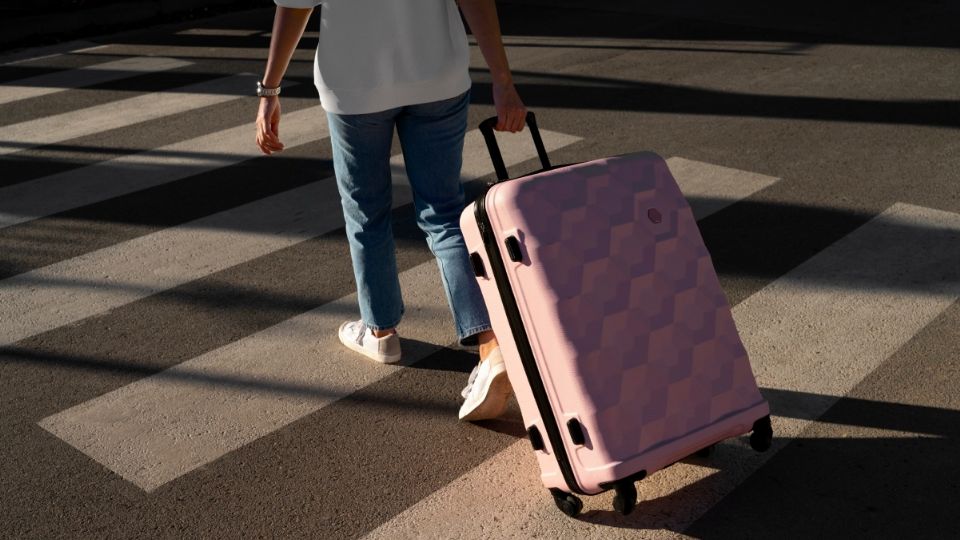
[474,192,585,495]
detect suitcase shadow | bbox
[574,442,757,529]
[572,388,960,536]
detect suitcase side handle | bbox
[479,111,552,182]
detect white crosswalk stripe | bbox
[665,156,778,219]
[1,73,256,156]
[0,100,314,230]
[0,56,192,105]
[0,40,97,66]
[177,28,262,37]
[73,44,284,61]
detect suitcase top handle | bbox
[479,111,552,183]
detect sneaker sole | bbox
[459,365,512,422]
[338,332,401,364]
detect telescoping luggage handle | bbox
[479,111,552,182]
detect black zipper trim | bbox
[475,191,585,495]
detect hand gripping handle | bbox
[478,111,551,183]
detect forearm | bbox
[262,7,313,87]
[456,0,514,85]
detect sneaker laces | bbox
[461,363,481,399]
[347,320,367,346]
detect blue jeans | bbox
[326,90,491,345]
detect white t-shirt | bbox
[274,0,472,114]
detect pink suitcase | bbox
[460,113,772,516]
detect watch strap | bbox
[256,81,281,97]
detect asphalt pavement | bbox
[1,2,959,538]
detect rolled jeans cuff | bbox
[459,324,493,347]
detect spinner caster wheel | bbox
[612,481,638,516]
[750,415,773,452]
[550,488,583,517]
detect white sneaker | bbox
[456,341,480,353]
[338,320,402,364]
[458,347,512,421]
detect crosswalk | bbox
[0,56,192,106]
[0,93,310,229]
[2,26,958,539]
[36,128,581,492]
[2,73,260,157]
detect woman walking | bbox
[255,0,526,421]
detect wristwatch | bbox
[256,80,281,98]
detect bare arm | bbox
[457,0,527,132]
[263,7,313,87]
[256,7,313,155]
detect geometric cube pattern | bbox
[492,152,766,462]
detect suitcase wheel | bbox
[749,415,774,452]
[612,480,638,516]
[549,488,583,517]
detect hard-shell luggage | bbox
[459,112,773,516]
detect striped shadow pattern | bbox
[0,56,192,105]
[34,126,581,491]
[2,29,957,540]
[1,73,258,157]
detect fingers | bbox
[496,107,527,133]
[255,98,284,155]
[256,120,285,155]
[510,107,527,132]
[492,83,527,133]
